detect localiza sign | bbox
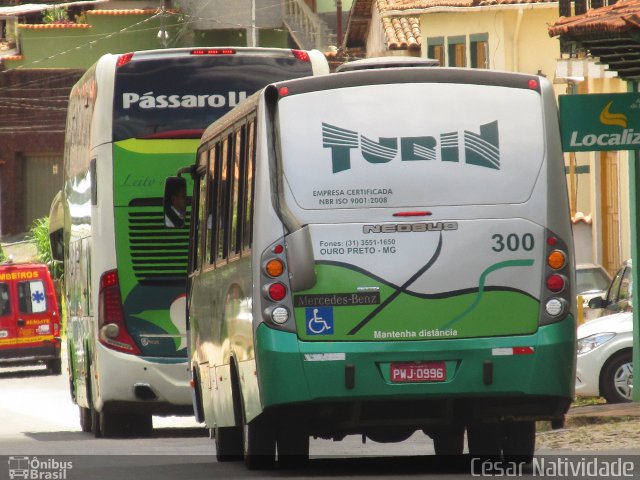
[559,93,640,152]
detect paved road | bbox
[2,363,640,480]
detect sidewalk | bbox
[566,401,640,425]
[537,402,640,451]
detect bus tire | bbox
[215,426,243,461]
[47,358,62,375]
[79,406,92,433]
[243,413,276,470]
[502,421,535,464]
[430,424,465,456]
[129,413,153,437]
[277,424,309,468]
[466,421,502,459]
[601,350,633,403]
[91,408,102,438]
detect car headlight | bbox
[576,332,616,355]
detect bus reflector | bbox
[547,250,566,269]
[265,259,284,277]
[273,244,284,254]
[492,347,535,356]
[546,274,565,293]
[116,53,134,68]
[291,50,310,62]
[528,79,539,89]
[268,283,287,301]
[279,87,289,97]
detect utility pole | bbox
[250,0,258,47]
[336,0,343,48]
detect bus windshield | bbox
[278,82,545,210]
[113,54,312,141]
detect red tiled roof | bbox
[345,0,556,53]
[549,0,640,37]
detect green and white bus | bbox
[167,66,576,467]
[49,47,328,437]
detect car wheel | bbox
[601,350,633,403]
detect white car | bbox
[575,311,633,403]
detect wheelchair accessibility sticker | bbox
[306,307,334,335]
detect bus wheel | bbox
[466,421,502,459]
[243,414,276,470]
[91,408,102,438]
[430,424,465,456]
[47,358,62,375]
[129,413,153,437]
[277,425,309,468]
[79,406,92,433]
[214,425,243,461]
[502,421,535,464]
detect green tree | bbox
[28,216,63,280]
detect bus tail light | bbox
[291,50,310,62]
[267,282,287,301]
[98,270,141,355]
[541,232,573,325]
[260,241,295,332]
[116,53,134,68]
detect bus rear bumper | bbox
[95,344,192,415]
[255,318,575,426]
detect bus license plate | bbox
[390,362,446,383]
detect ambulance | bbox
[0,262,61,374]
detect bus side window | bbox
[242,120,256,252]
[229,127,245,258]
[216,136,232,265]
[206,144,219,265]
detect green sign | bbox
[559,93,640,152]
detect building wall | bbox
[4,10,176,70]
[419,6,558,77]
[0,69,83,237]
[179,0,283,31]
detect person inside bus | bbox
[164,180,187,228]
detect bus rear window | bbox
[278,83,545,210]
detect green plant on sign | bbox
[28,216,63,280]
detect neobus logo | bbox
[322,121,500,173]
[122,91,247,109]
[363,222,458,234]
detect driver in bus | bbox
[165,181,187,228]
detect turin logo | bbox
[322,121,500,173]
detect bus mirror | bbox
[285,226,317,291]
[164,176,187,228]
[48,190,65,262]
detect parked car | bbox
[587,259,632,318]
[576,263,612,320]
[0,261,61,374]
[576,310,633,403]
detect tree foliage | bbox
[28,216,63,280]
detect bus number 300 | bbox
[491,233,535,252]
